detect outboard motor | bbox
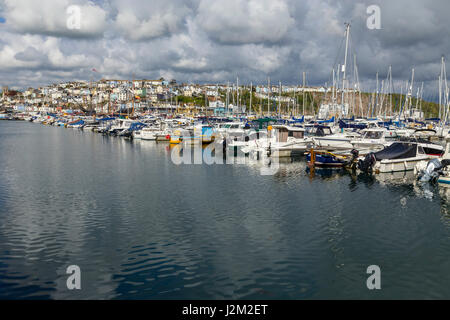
[418,159,450,182]
[419,158,442,182]
[344,149,359,170]
[358,152,376,173]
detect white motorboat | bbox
[358,142,436,173]
[350,128,398,151]
[307,125,354,151]
[242,125,310,157]
[140,127,160,141]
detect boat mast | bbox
[132,75,135,117]
[342,23,350,118]
[303,72,306,116]
[375,72,379,118]
[236,77,239,114]
[389,66,393,117]
[278,81,281,117]
[250,82,252,114]
[267,77,270,116]
[420,82,424,117]
[409,68,415,118]
[332,68,335,104]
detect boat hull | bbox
[375,156,432,173]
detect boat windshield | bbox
[288,130,304,139]
[363,131,383,139]
[306,126,332,137]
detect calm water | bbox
[1,121,450,299]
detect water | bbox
[1,121,450,299]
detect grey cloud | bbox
[0,0,449,101]
[15,46,48,62]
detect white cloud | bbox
[0,0,449,96]
[4,0,107,38]
[112,0,191,41]
[197,0,295,44]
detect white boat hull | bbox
[375,155,432,173]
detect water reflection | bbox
[2,122,450,299]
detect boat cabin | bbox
[272,125,305,143]
[305,125,333,137]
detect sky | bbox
[0,0,449,100]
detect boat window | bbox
[363,131,383,139]
[292,131,304,139]
[418,146,425,155]
[316,128,325,136]
[277,130,288,143]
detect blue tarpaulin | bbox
[128,122,147,131]
[316,116,335,124]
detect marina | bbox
[3,48,450,300]
[2,0,450,304]
[2,120,450,300]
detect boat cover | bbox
[374,143,417,160]
[338,119,367,129]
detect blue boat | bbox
[306,151,347,167]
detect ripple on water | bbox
[1,122,450,299]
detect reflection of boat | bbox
[375,171,416,186]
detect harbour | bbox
[2,1,450,303]
[2,120,450,299]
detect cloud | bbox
[197,0,295,44]
[3,0,107,38]
[112,0,192,41]
[15,46,48,62]
[0,0,449,98]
